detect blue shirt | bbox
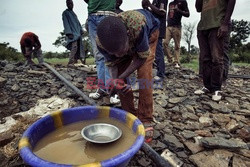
[62,9,83,48]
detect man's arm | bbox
[217,0,236,38]
[108,57,146,95]
[142,0,167,17]
[34,36,41,50]
[175,1,190,17]
[195,0,203,13]
[62,12,74,39]
[21,45,26,55]
[118,56,146,79]
[222,0,236,25]
[109,65,119,79]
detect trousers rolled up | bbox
[117,30,159,123]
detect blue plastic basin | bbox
[19,106,145,167]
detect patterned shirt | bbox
[98,9,160,66]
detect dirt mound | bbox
[0,61,250,167]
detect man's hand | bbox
[217,24,228,38]
[25,50,34,56]
[67,34,74,39]
[108,79,132,96]
[174,5,180,12]
[142,0,151,9]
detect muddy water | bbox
[33,117,137,165]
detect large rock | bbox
[190,150,233,167]
[184,141,204,154]
[225,119,240,132]
[232,154,250,167]
[169,97,186,104]
[0,131,14,147]
[199,116,213,127]
[200,137,248,149]
[0,77,7,88]
[163,134,185,151]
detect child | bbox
[96,9,160,143]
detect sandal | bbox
[143,122,155,144]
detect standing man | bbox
[62,0,85,67]
[20,32,44,66]
[142,0,168,82]
[163,0,189,68]
[194,0,236,101]
[84,0,120,104]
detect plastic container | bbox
[19,106,145,167]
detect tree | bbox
[53,24,93,58]
[53,32,66,48]
[230,19,250,50]
[190,45,199,55]
[180,46,187,55]
[182,22,196,55]
[0,42,23,61]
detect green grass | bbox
[41,57,95,65]
[181,58,250,72]
[40,57,249,71]
[232,62,250,67]
[182,59,199,72]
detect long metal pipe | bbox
[43,62,172,167]
[43,62,96,105]
[228,74,250,79]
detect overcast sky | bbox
[0,0,249,52]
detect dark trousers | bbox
[199,27,231,81]
[223,27,231,81]
[155,37,165,78]
[68,38,85,64]
[198,28,225,92]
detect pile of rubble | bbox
[0,60,249,167]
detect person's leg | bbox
[33,48,43,64]
[24,47,35,65]
[208,28,224,92]
[223,25,231,81]
[74,39,80,63]
[197,30,212,91]
[172,27,182,65]
[155,37,165,79]
[198,53,203,78]
[163,27,173,63]
[78,38,86,64]
[95,57,108,91]
[88,15,111,91]
[137,30,159,123]
[68,41,77,65]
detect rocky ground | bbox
[0,60,249,167]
